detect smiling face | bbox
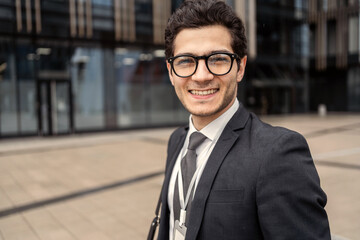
[167,25,247,130]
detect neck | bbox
[192,117,213,131]
[192,98,236,130]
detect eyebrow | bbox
[174,49,233,57]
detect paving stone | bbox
[0,114,359,239]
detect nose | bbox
[192,59,213,81]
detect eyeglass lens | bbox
[172,53,233,77]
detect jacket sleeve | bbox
[256,131,331,240]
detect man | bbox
[157,0,331,239]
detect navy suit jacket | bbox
[158,103,331,240]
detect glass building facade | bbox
[2,0,357,137]
[0,0,187,137]
[308,0,360,112]
[246,0,310,115]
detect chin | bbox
[186,106,220,118]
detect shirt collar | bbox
[188,99,239,141]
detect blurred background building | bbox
[308,0,360,112]
[0,0,359,137]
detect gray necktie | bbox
[173,131,207,224]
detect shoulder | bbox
[168,126,187,144]
[246,112,307,148]
[229,112,311,168]
[164,126,188,170]
[166,125,187,153]
[246,114,317,185]
[229,104,305,145]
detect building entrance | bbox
[37,75,73,135]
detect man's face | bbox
[167,25,247,128]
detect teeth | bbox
[191,89,217,96]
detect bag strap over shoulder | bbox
[147,186,162,240]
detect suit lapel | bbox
[162,128,187,201]
[158,126,188,239]
[185,104,250,240]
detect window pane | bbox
[56,82,70,133]
[0,81,18,134]
[92,0,113,6]
[327,20,336,56]
[19,82,37,133]
[149,58,186,124]
[115,48,188,127]
[71,47,105,130]
[17,43,38,134]
[41,0,70,38]
[115,49,147,126]
[348,16,359,54]
[0,42,18,135]
[348,67,360,111]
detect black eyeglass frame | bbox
[167,52,240,78]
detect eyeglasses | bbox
[167,52,239,78]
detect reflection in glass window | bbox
[293,24,309,57]
[348,15,359,54]
[19,82,37,133]
[148,57,187,124]
[92,0,113,6]
[41,0,70,38]
[0,43,18,134]
[55,82,70,133]
[135,1,153,42]
[115,49,147,126]
[71,47,105,130]
[92,0,114,32]
[17,43,37,133]
[115,48,187,127]
[0,42,38,135]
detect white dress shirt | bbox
[168,99,240,240]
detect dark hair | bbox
[164,0,247,59]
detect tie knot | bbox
[188,132,207,150]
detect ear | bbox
[236,56,247,83]
[166,61,175,86]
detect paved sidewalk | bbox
[0,113,359,240]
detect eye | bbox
[208,54,231,65]
[174,56,196,67]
